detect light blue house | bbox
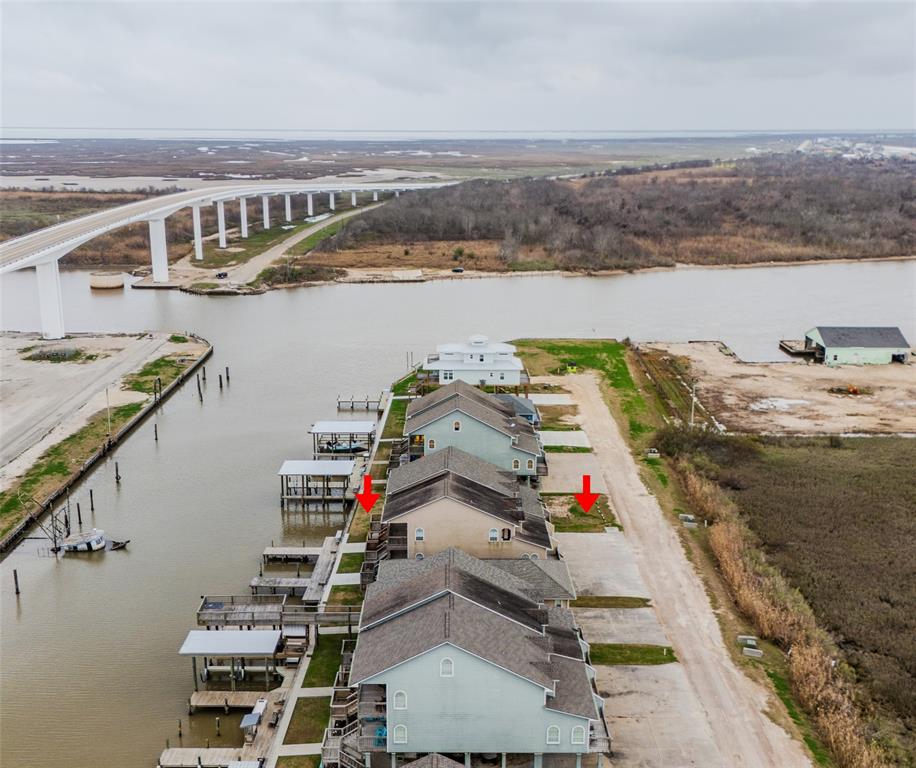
[804,326,910,366]
[404,382,546,479]
[339,550,610,768]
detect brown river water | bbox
[1,261,914,767]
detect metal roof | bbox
[277,460,355,476]
[809,326,910,349]
[179,630,281,656]
[309,421,376,435]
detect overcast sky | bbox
[2,1,914,134]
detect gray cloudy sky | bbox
[2,1,914,133]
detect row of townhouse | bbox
[324,360,611,768]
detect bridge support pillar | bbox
[192,204,204,260]
[262,195,271,229]
[284,194,292,222]
[240,198,249,238]
[216,200,227,248]
[149,217,169,283]
[372,191,379,202]
[351,191,357,207]
[328,192,335,211]
[36,259,65,339]
[307,193,314,217]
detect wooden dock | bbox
[158,747,241,767]
[337,393,384,412]
[262,545,323,563]
[251,537,338,599]
[250,575,311,596]
[189,690,265,712]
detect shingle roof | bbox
[811,326,910,349]
[349,550,600,722]
[405,383,543,457]
[361,549,547,631]
[401,755,466,768]
[382,468,551,548]
[386,447,517,497]
[485,558,577,601]
[349,593,557,689]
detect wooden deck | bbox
[189,690,264,711]
[158,747,241,767]
[262,545,323,563]
[250,575,311,596]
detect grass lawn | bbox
[0,402,143,538]
[381,399,408,439]
[123,355,186,393]
[391,371,417,396]
[336,552,365,573]
[302,636,344,688]
[283,697,331,744]
[515,339,651,439]
[328,584,364,606]
[276,756,321,768]
[197,220,311,268]
[347,506,372,543]
[589,643,677,665]
[544,445,592,453]
[545,494,619,533]
[537,404,580,430]
[572,596,652,609]
[289,217,350,256]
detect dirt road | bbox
[549,373,811,768]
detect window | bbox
[530,553,539,560]
[415,527,425,542]
[501,528,512,541]
[415,553,424,561]
[479,355,484,362]
[488,528,499,542]
[521,553,531,560]
[571,726,585,745]
[440,657,454,677]
[393,690,407,710]
[427,438,436,450]
[393,725,407,744]
[443,371,453,382]
[453,420,461,432]
[546,726,561,745]
[499,372,505,381]
[512,459,520,470]
[526,459,534,470]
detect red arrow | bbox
[574,474,600,513]
[355,474,380,513]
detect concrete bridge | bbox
[0,181,448,338]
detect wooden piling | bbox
[13,569,20,595]
[90,489,94,511]
[154,423,158,442]
[218,374,223,390]
[76,503,82,525]
[115,462,121,484]
[225,366,230,383]
[202,366,206,382]
[215,716,221,736]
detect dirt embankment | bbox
[650,342,916,434]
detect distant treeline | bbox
[318,156,916,270]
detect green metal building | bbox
[804,326,911,366]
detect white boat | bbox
[60,528,106,552]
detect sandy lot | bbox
[557,531,651,599]
[574,607,669,646]
[539,430,592,447]
[650,341,916,434]
[0,332,206,490]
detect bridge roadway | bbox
[0,180,450,338]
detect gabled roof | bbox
[406,380,513,421]
[405,383,542,457]
[808,326,910,348]
[361,549,547,632]
[386,446,517,497]
[485,558,577,601]
[401,755,466,768]
[349,550,599,721]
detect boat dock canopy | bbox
[277,460,356,477]
[309,420,376,435]
[179,629,282,657]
